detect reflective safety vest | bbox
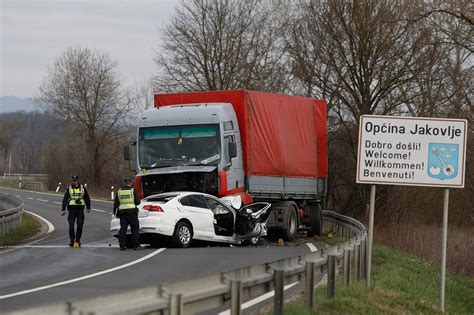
[68,185,85,206]
[118,188,135,211]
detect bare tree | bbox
[36,47,135,187]
[286,0,439,215]
[0,114,25,175]
[154,0,288,93]
[414,0,473,53]
[134,78,155,114]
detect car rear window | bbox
[145,194,177,203]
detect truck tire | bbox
[281,207,298,241]
[309,203,323,236]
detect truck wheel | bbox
[172,221,193,248]
[310,203,323,236]
[281,208,297,241]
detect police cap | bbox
[123,178,132,183]
[72,175,79,180]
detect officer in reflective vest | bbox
[61,175,91,247]
[113,178,140,250]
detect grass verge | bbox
[266,244,474,314]
[0,212,42,246]
[0,178,21,189]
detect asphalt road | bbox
[0,187,319,313]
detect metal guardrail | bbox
[0,194,24,237]
[11,210,367,315]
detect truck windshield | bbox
[138,124,221,169]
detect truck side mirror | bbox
[124,141,137,172]
[123,145,131,161]
[228,142,237,159]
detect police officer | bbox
[113,178,141,250]
[61,175,91,247]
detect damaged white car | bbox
[110,191,272,248]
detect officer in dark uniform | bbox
[113,178,141,250]
[61,175,91,247]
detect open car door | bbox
[205,196,234,237]
[234,202,272,238]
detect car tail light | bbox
[143,204,164,212]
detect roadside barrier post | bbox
[354,244,360,281]
[111,186,115,200]
[343,249,350,287]
[348,248,352,284]
[327,255,336,299]
[274,270,284,315]
[305,261,315,310]
[231,280,242,315]
[169,293,183,315]
[18,176,22,188]
[360,239,367,281]
[55,182,62,192]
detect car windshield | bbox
[138,124,221,169]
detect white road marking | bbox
[25,210,54,236]
[2,244,120,248]
[0,248,166,299]
[27,197,33,200]
[52,202,62,205]
[91,208,106,213]
[218,282,299,315]
[306,242,318,252]
[36,199,49,202]
[15,195,21,197]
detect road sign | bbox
[357,115,467,188]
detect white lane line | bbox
[91,208,106,213]
[36,199,49,202]
[0,248,167,299]
[15,195,21,197]
[27,197,33,200]
[218,282,299,315]
[0,186,114,203]
[24,210,55,235]
[2,244,120,248]
[52,201,62,205]
[306,242,318,252]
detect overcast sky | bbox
[1,0,177,99]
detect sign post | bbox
[356,115,467,310]
[366,184,376,288]
[440,188,449,312]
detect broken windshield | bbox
[138,124,221,169]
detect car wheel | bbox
[282,208,297,241]
[172,222,193,248]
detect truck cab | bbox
[129,103,249,201]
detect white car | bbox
[110,191,272,248]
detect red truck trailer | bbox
[127,90,327,239]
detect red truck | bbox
[124,90,327,240]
